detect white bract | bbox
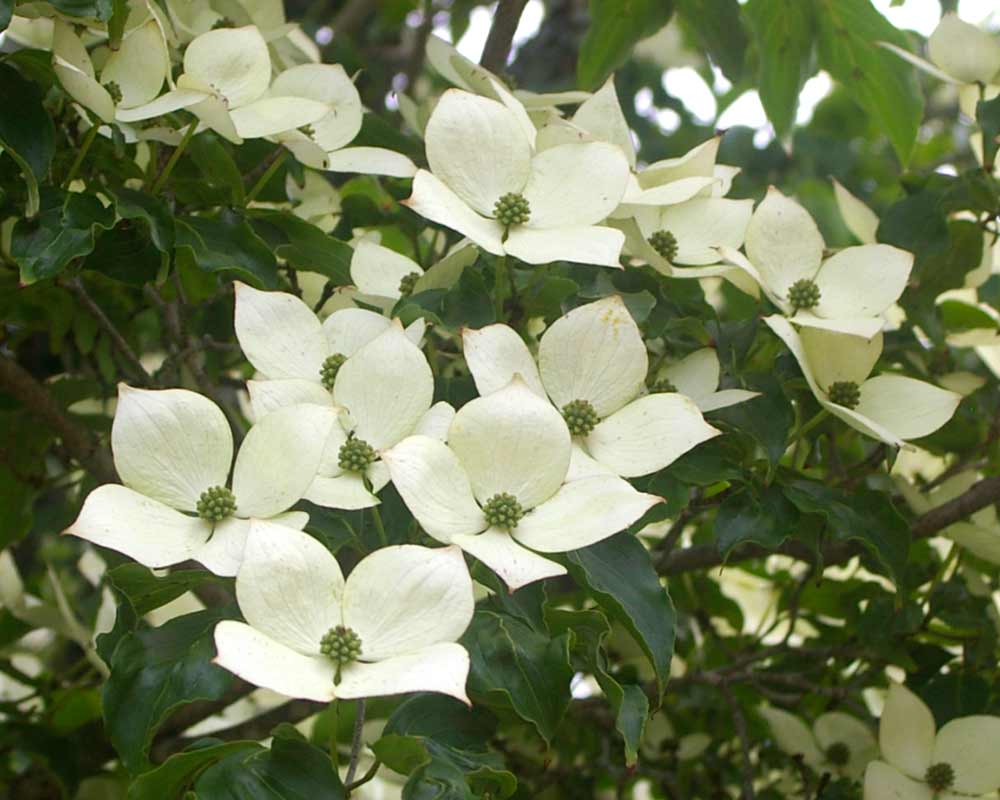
[864,682,1000,799]
[765,316,961,448]
[725,188,913,338]
[349,240,478,307]
[462,296,720,479]
[882,13,1000,86]
[65,385,337,575]
[655,348,760,413]
[383,377,661,590]
[214,522,473,703]
[405,87,631,266]
[760,706,877,780]
[117,26,328,143]
[235,283,446,510]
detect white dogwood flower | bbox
[235,283,447,510]
[117,26,328,143]
[765,316,961,447]
[723,188,914,338]
[404,86,630,266]
[382,377,661,590]
[462,297,720,479]
[864,682,1000,799]
[882,13,1000,86]
[214,521,473,703]
[760,707,877,780]
[65,385,338,575]
[655,349,760,412]
[349,240,478,307]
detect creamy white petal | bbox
[232,404,339,518]
[235,521,343,653]
[381,435,486,542]
[586,394,720,477]
[271,510,310,530]
[814,712,878,779]
[448,378,570,510]
[213,620,336,701]
[661,348,720,401]
[863,761,934,800]
[513,475,660,552]
[790,313,887,340]
[424,90,531,216]
[231,96,329,138]
[304,473,379,510]
[334,325,433,449]
[697,389,761,413]
[928,13,1000,84]
[451,528,566,591]
[946,522,1000,565]
[65,485,210,568]
[503,225,625,267]
[658,198,754,265]
[933,715,1000,795]
[800,327,883,390]
[462,324,544,398]
[880,682,935,780]
[814,245,912,319]
[343,545,473,659]
[323,147,418,178]
[521,142,630,228]
[539,296,646,417]
[413,401,456,441]
[855,376,961,442]
[322,307,393,357]
[112,385,233,512]
[194,517,251,577]
[758,707,824,769]
[571,77,635,166]
[115,88,207,122]
[832,179,879,244]
[234,283,329,380]
[183,25,270,107]
[54,58,116,123]
[624,176,719,207]
[745,188,824,296]
[638,138,720,187]
[101,20,169,109]
[188,92,242,144]
[414,242,478,293]
[565,442,615,481]
[247,378,333,419]
[335,642,470,704]
[350,240,421,301]
[404,171,505,255]
[269,63,362,151]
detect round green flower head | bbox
[398,271,421,297]
[483,492,524,530]
[649,229,678,262]
[788,278,821,311]
[924,762,954,792]
[320,353,347,391]
[493,192,530,227]
[320,624,362,685]
[827,381,861,409]
[825,742,850,767]
[196,485,236,522]
[338,437,376,473]
[562,399,600,437]
[103,81,123,104]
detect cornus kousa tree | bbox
[5,0,1000,799]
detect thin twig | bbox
[67,277,152,385]
[344,699,367,786]
[479,0,529,73]
[719,683,755,800]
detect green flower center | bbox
[482,492,524,530]
[493,192,530,227]
[562,399,600,437]
[825,742,850,767]
[398,271,421,297]
[338,437,376,473]
[196,485,236,522]
[320,353,347,391]
[211,16,234,28]
[320,624,362,685]
[924,762,955,792]
[648,230,678,262]
[652,379,677,394]
[827,381,861,410]
[103,81,123,104]
[788,278,821,311]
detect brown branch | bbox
[479,0,529,73]
[719,683,755,800]
[0,355,116,483]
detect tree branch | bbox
[479,0,528,73]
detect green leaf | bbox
[565,533,676,698]
[249,209,353,284]
[0,0,11,32]
[977,94,1000,172]
[107,0,127,49]
[47,0,112,18]
[127,742,259,800]
[577,0,675,89]
[710,375,794,467]
[441,268,495,328]
[714,485,798,556]
[674,0,748,83]
[0,64,56,216]
[106,564,225,616]
[461,610,573,744]
[183,133,246,206]
[102,607,237,773]
[112,188,175,252]
[744,0,816,136]
[175,211,279,288]
[814,0,924,162]
[12,188,115,283]
[84,221,163,286]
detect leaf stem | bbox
[370,505,388,547]
[245,149,289,206]
[494,254,509,320]
[344,699,366,786]
[793,408,829,442]
[64,123,101,187]
[150,118,198,195]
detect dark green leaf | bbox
[714,485,798,556]
[175,211,279,288]
[578,0,675,89]
[249,209,353,284]
[127,742,258,800]
[442,268,495,328]
[976,92,1000,172]
[0,64,56,216]
[185,134,246,206]
[675,0,748,83]
[814,0,924,162]
[84,221,162,286]
[112,188,175,252]
[107,564,225,616]
[0,0,11,32]
[711,374,794,467]
[565,533,676,698]
[47,0,111,18]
